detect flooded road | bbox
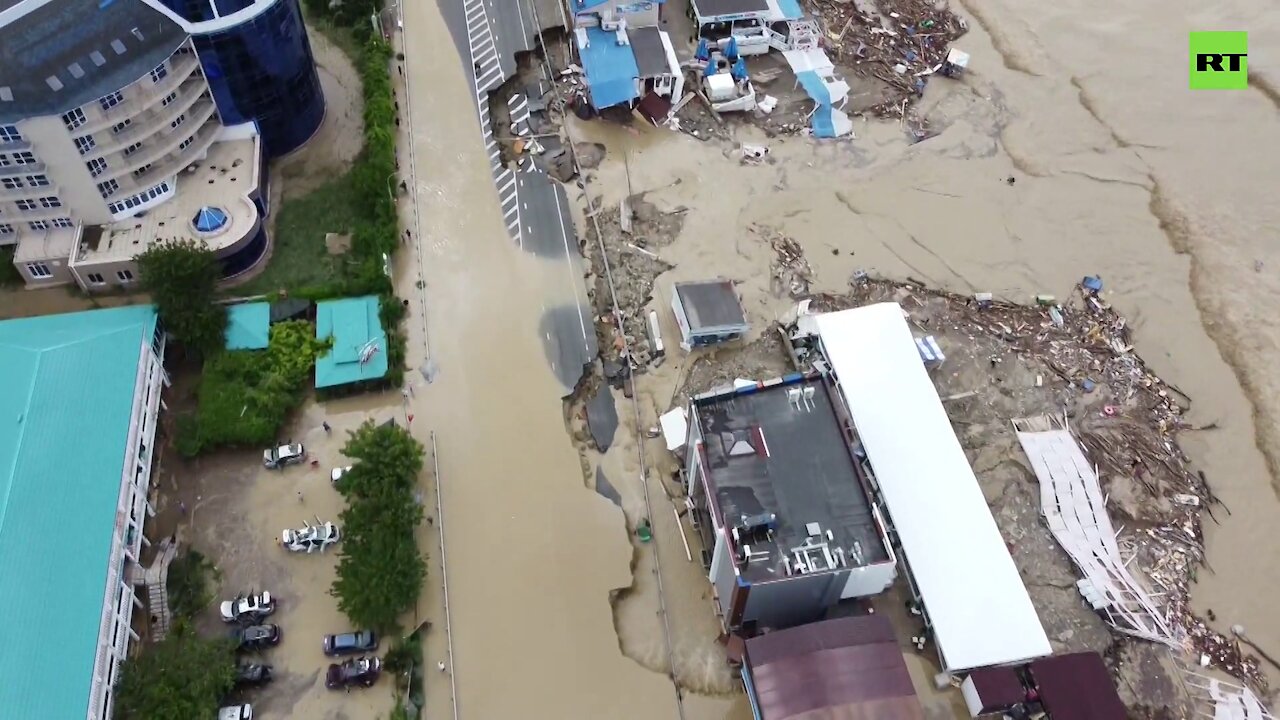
[393,0,684,717]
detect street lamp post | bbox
[386,171,398,204]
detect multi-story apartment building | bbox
[0,0,325,290]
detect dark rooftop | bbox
[692,0,769,19]
[1030,652,1127,720]
[630,27,669,78]
[675,280,747,332]
[0,0,187,124]
[695,377,889,583]
[744,615,924,720]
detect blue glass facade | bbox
[183,0,326,157]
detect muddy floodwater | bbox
[388,0,1280,715]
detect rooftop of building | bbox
[692,375,890,583]
[0,304,159,719]
[0,0,187,124]
[225,301,270,350]
[315,296,388,388]
[578,25,641,109]
[743,614,924,720]
[78,136,260,265]
[675,279,748,332]
[630,26,670,78]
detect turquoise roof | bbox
[0,305,159,720]
[315,296,388,388]
[224,302,270,350]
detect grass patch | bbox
[236,172,362,296]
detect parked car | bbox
[323,629,379,656]
[218,704,252,720]
[330,466,352,484]
[325,656,382,690]
[263,443,305,469]
[281,519,340,553]
[231,624,281,651]
[235,662,273,687]
[220,591,275,623]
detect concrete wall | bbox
[741,571,847,629]
[17,115,112,224]
[14,255,74,286]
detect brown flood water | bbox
[395,0,1280,716]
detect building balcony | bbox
[0,180,61,203]
[101,98,217,184]
[79,52,204,137]
[0,137,33,153]
[84,77,211,161]
[0,161,47,179]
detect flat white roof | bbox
[815,303,1051,671]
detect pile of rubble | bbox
[754,224,813,298]
[802,277,1267,691]
[807,0,969,116]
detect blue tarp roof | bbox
[795,70,831,105]
[579,26,640,109]
[776,0,803,19]
[315,296,388,388]
[225,302,270,350]
[812,105,837,138]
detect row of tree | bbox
[333,420,428,631]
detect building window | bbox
[98,179,120,197]
[117,269,135,282]
[170,114,185,130]
[29,220,49,230]
[13,151,35,165]
[87,272,105,284]
[16,199,36,210]
[0,124,20,143]
[0,154,8,166]
[52,217,73,228]
[99,91,124,112]
[62,108,87,130]
[112,119,132,133]
[133,164,152,178]
[151,64,169,82]
[26,262,53,278]
[178,136,194,151]
[26,174,50,187]
[0,223,13,234]
[123,142,142,156]
[161,91,178,107]
[1,177,21,189]
[39,196,61,208]
[74,135,96,154]
[87,157,108,177]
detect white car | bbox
[263,443,305,469]
[282,519,341,553]
[219,705,252,720]
[330,466,352,484]
[220,591,275,623]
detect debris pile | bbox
[754,224,813,298]
[793,277,1266,692]
[808,0,969,115]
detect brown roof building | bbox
[742,615,924,720]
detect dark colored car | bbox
[235,662,273,687]
[325,656,382,690]
[232,624,282,651]
[323,629,378,656]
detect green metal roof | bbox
[315,296,388,388]
[0,305,159,720]
[224,302,271,350]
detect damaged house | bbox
[571,0,683,115]
[682,373,898,633]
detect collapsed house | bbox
[683,373,897,632]
[811,303,1053,672]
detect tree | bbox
[333,421,426,631]
[113,628,236,720]
[136,239,227,357]
[167,549,217,619]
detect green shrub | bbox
[182,321,329,455]
[113,628,236,720]
[167,549,217,619]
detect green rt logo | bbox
[1190,31,1248,89]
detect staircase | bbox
[141,537,178,641]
